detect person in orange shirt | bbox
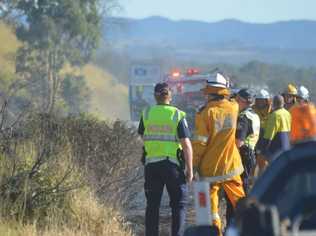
[192,72,245,233]
[290,86,316,144]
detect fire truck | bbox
[129,65,208,129]
[162,69,207,129]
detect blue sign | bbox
[134,68,147,76]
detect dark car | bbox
[235,140,316,236]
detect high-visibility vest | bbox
[290,103,316,143]
[142,105,185,165]
[240,108,260,150]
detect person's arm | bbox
[177,117,193,183]
[138,117,146,165]
[236,115,249,148]
[180,138,193,183]
[138,117,145,136]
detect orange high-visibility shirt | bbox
[290,103,316,143]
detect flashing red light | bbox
[187,68,199,76]
[172,71,181,77]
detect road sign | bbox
[129,64,161,85]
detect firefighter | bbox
[138,82,193,236]
[192,73,245,233]
[290,86,316,144]
[282,83,298,110]
[259,95,291,162]
[235,88,260,194]
[253,89,272,175]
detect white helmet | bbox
[298,86,309,100]
[206,73,230,88]
[256,89,270,99]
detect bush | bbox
[0,111,142,235]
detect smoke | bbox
[82,64,129,120]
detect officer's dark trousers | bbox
[240,148,256,195]
[145,160,187,236]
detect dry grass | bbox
[0,189,133,236]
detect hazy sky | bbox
[117,0,316,23]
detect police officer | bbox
[235,89,260,194]
[138,82,193,236]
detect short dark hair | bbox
[237,88,255,104]
[154,83,170,96]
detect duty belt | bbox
[145,156,179,166]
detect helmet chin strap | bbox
[208,94,224,101]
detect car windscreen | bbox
[260,160,316,220]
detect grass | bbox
[0,21,133,236]
[0,189,133,236]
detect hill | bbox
[103,17,316,66]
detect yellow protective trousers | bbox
[209,175,245,232]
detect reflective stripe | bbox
[212,213,221,220]
[145,156,179,165]
[143,134,178,142]
[200,167,244,183]
[193,135,208,143]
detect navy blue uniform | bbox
[139,116,190,236]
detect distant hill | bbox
[103,17,316,66]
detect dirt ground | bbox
[128,185,229,236]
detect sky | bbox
[117,0,316,23]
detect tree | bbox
[61,74,90,115]
[10,0,102,113]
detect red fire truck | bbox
[163,69,208,129]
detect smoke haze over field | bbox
[82,65,129,120]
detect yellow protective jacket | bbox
[192,99,244,182]
[254,106,271,131]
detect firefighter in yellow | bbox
[192,73,245,233]
[282,83,298,110]
[253,89,272,174]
